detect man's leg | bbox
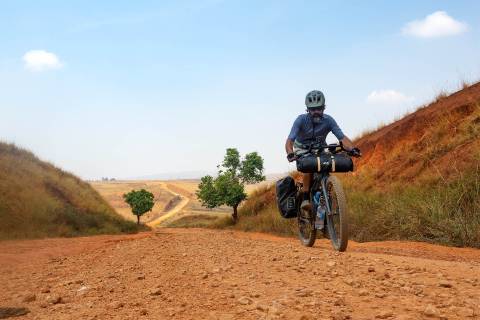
[303,173,311,192]
[301,173,312,210]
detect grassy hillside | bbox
[230,82,480,247]
[344,82,480,247]
[0,143,143,240]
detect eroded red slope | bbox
[353,82,480,188]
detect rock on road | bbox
[1,229,479,320]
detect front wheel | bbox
[325,176,349,251]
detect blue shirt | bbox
[287,113,345,146]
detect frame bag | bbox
[275,176,297,218]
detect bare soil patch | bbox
[1,228,479,319]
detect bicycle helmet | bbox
[305,90,325,108]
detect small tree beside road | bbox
[123,189,154,225]
[196,148,265,223]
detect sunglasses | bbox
[307,106,325,112]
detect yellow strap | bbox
[317,157,321,172]
[331,156,336,172]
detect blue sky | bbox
[0,1,479,179]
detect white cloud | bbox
[402,11,468,38]
[367,90,414,105]
[23,50,63,71]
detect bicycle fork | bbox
[320,177,332,219]
[311,176,332,230]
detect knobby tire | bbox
[325,175,349,251]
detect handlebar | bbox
[287,142,362,162]
[321,143,362,158]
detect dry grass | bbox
[0,142,143,240]
[354,121,387,141]
[434,89,449,103]
[166,213,234,229]
[460,79,471,90]
[234,184,297,236]
[236,203,297,236]
[343,163,480,247]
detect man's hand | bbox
[348,147,362,157]
[287,153,297,162]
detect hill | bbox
[354,81,480,187]
[232,82,480,247]
[0,143,141,239]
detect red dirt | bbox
[0,232,150,271]
[353,82,480,187]
[1,228,479,319]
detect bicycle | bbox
[294,143,361,251]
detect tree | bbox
[196,175,220,208]
[214,171,247,222]
[196,148,265,223]
[123,189,154,225]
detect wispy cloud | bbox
[23,50,63,72]
[367,90,414,105]
[402,11,468,38]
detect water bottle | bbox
[316,199,325,230]
[313,191,321,205]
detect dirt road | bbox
[147,185,190,227]
[1,229,479,320]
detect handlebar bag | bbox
[275,176,297,218]
[296,153,353,173]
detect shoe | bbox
[300,200,312,211]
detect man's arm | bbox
[340,136,354,151]
[286,116,301,156]
[285,138,296,162]
[329,116,355,151]
[285,138,294,155]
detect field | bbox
[90,180,233,227]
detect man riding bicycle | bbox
[285,90,358,211]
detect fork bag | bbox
[275,176,297,218]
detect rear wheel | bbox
[297,194,317,247]
[325,176,348,251]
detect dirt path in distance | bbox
[147,184,190,227]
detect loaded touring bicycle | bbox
[276,143,361,251]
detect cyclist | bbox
[285,90,357,210]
